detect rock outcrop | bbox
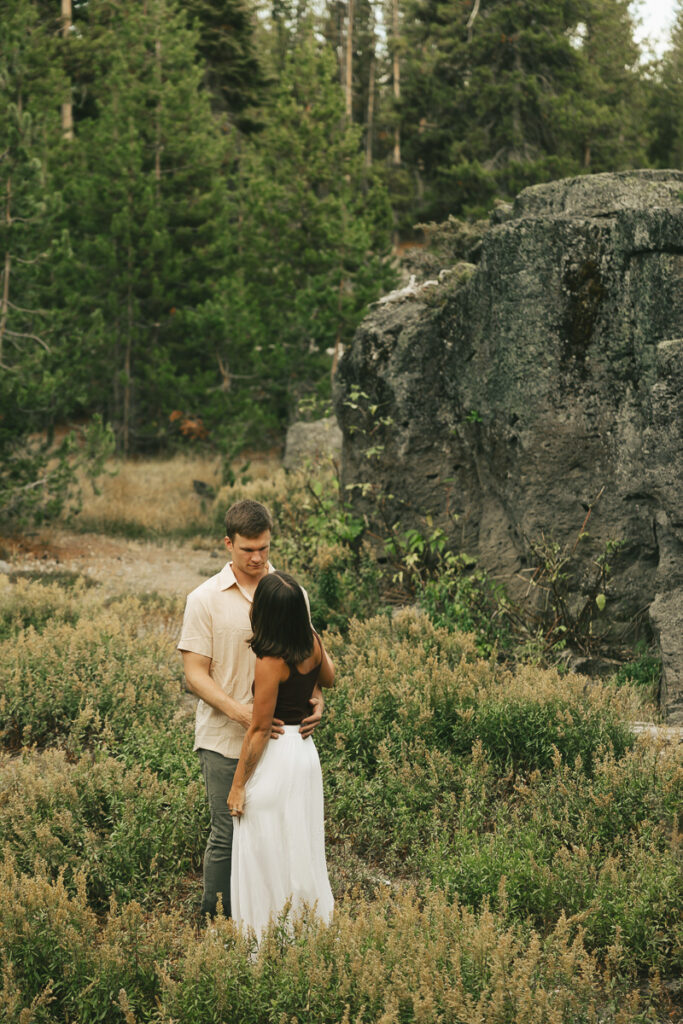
[334,171,683,720]
[283,416,343,471]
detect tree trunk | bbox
[366,51,375,167]
[0,177,12,367]
[346,0,354,121]
[155,6,163,188]
[466,0,481,42]
[392,0,401,165]
[124,185,134,457]
[61,0,74,140]
[512,33,523,155]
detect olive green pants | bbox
[198,748,238,919]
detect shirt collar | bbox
[218,561,275,592]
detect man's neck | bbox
[230,562,268,597]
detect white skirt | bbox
[231,726,334,940]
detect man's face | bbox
[225,530,271,579]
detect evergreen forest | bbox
[1,0,683,501]
[1,6,682,1019]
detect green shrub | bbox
[0,857,190,1024]
[614,643,662,703]
[322,613,635,777]
[0,599,182,751]
[419,563,513,657]
[316,613,679,972]
[0,749,205,908]
[0,576,85,639]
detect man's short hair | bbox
[224,499,273,540]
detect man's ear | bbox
[224,536,233,553]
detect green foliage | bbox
[0,748,205,908]
[0,569,679,1021]
[0,416,116,529]
[0,597,182,752]
[614,643,662,702]
[647,1,683,168]
[399,0,649,220]
[319,613,679,972]
[182,0,265,121]
[188,37,395,443]
[0,576,84,639]
[57,0,234,453]
[414,548,512,658]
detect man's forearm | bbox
[184,664,250,728]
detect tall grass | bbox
[68,454,226,537]
[0,494,680,1022]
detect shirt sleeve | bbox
[177,589,213,659]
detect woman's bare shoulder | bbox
[255,655,290,682]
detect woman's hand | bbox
[227,783,245,818]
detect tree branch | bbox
[466,0,481,41]
[4,328,50,350]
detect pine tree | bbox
[189,36,395,438]
[0,1,66,418]
[398,0,649,220]
[0,0,114,523]
[179,0,265,122]
[648,1,683,168]
[574,0,648,171]
[58,0,233,452]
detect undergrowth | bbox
[1,455,677,1022]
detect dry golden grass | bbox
[71,453,281,535]
[73,454,220,533]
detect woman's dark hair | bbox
[249,571,314,665]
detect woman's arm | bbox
[227,656,285,817]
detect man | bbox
[178,498,324,920]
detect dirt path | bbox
[1,528,223,599]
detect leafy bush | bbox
[316,613,680,972]
[0,417,115,529]
[0,576,85,639]
[0,748,205,908]
[0,597,182,751]
[0,565,679,1018]
[1,870,670,1024]
[614,643,662,703]
[322,613,635,776]
[419,563,513,657]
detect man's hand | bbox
[270,717,285,740]
[232,703,252,731]
[299,696,324,739]
[227,782,245,818]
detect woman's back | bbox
[272,640,322,725]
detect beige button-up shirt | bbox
[177,561,277,759]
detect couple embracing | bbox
[178,500,335,939]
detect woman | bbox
[227,571,335,940]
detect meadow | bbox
[0,455,680,1023]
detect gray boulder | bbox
[283,416,343,471]
[334,170,683,720]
